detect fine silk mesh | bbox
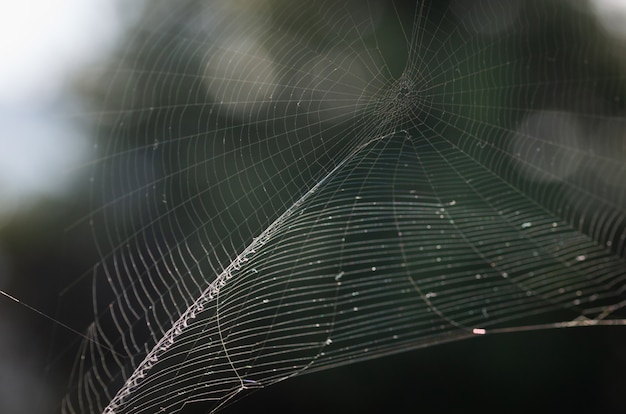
[60,1,626,413]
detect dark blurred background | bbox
[1,1,626,413]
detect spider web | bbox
[59,0,626,413]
